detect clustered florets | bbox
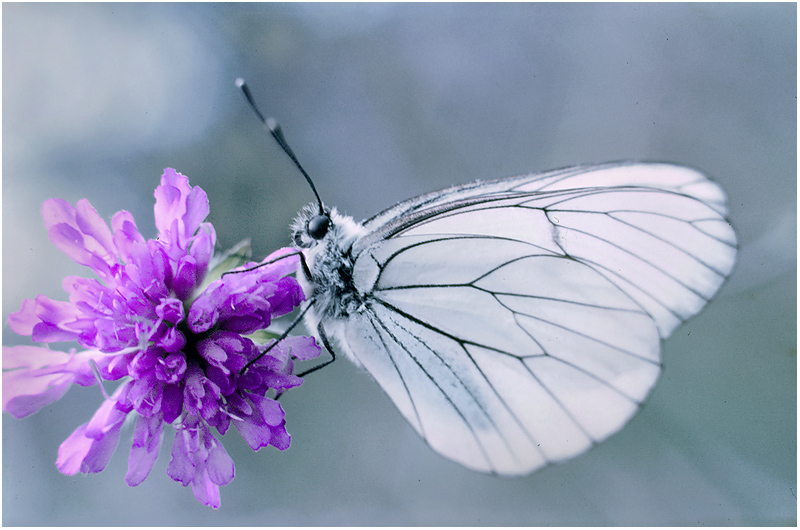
[3,169,320,508]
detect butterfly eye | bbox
[307,214,330,240]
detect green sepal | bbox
[246,329,284,344]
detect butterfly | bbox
[237,80,737,476]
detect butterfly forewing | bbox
[314,162,736,475]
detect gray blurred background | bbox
[2,3,795,525]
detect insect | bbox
[236,79,737,475]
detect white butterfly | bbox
[237,80,738,476]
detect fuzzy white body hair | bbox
[292,205,368,366]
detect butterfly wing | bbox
[332,162,736,475]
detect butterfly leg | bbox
[221,249,309,278]
[239,303,314,376]
[293,322,337,378]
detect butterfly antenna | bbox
[235,78,324,215]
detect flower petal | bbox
[189,224,215,284]
[191,467,221,510]
[7,299,38,336]
[167,426,195,486]
[154,168,210,252]
[249,394,285,427]
[56,411,125,475]
[259,247,301,279]
[233,412,272,451]
[153,169,186,238]
[2,346,110,417]
[20,294,84,343]
[172,256,198,300]
[42,198,77,229]
[31,322,80,343]
[45,203,117,279]
[75,198,116,260]
[156,298,184,325]
[269,424,291,451]
[85,383,130,440]
[205,434,234,486]
[2,344,72,370]
[56,423,94,475]
[184,186,211,239]
[283,335,322,361]
[111,210,146,263]
[2,369,73,419]
[126,413,165,486]
[161,383,184,424]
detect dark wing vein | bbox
[544,212,713,309]
[366,301,525,468]
[342,162,735,474]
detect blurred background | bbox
[2,3,795,525]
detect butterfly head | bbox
[290,203,368,321]
[292,203,365,249]
[292,204,331,248]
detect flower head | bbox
[3,169,320,508]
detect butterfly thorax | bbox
[292,205,368,321]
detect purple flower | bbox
[2,169,320,509]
